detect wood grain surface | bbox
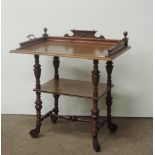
[10,37,130,60]
[34,78,112,99]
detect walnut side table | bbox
[10,28,130,152]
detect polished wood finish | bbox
[19,37,45,48]
[29,55,42,138]
[72,29,97,37]
[53,56,60,80]
[65,29,105,39]
[10,29,130,61]
[106,61,117,133]
[10,28,130,152]
[51,56,60,123]
[10,40,118,60]
[91,60,100,152]
[70,29,98,38]
[51,94,60,123]
[42,114,106,125]
[34,78,112,99]
[56,115,91,123]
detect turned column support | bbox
[51,56,60,123]
[30,55,42,138]
[91,60,100,152]
[106,61,117,133]
[106,61,113,126]
[51,94,60,123]
[53,56,60,80]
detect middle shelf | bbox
[34,78,112,99]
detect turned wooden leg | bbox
[51,94,60,123]
[51,56,60,123]
[30,55,42,138]
[106,61,117,133]
[91,60,100,152]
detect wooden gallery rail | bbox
[10,28,130,152]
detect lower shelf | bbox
[34,78,112,99]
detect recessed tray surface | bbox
[10,37,130,60]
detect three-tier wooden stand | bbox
[10,28,130,152]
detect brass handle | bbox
[27,34,35,40]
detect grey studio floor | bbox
[2,115,153,155]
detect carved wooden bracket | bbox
[71,29,97,37]
[64,29,105,39]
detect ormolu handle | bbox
[27,34,35,40]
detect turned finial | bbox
[99,35,105,39]
[44,28,47,34]
[123,31,128,38]
[123,31,128,46]
[43,28,48,38]
[64,34,69,37]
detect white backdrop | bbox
[2,0,153,117]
